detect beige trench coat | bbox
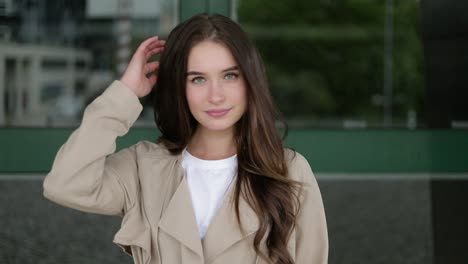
[43,81,328,264]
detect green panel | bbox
[1,128,467,173]
[180,0,206,21]
[208,0,230,15]
[0,128,160,173]
[285,130,468,173]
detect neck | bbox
[187,126,237,160]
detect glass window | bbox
[2,0,467,129]
[237,0,425,129]
[0,0,178,127]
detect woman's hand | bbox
[120,36,165,98]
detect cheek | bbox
[186,86,204,110]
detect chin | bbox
[200,121,237,132]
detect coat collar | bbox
[158,153,260,261]
[202,181,259,263]
[157,161,203,257]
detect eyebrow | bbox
[186,66,239,76]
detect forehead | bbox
[187,40,237,71]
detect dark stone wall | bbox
[431,180,468,264]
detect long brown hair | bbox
[153,13,301,264]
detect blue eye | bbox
[191,77,206,84]
[224,73,239,80]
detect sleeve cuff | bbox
[100,80,144,125]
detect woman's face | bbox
[186,40,247,135]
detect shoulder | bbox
[130,140,176,158]
[112,140,179,166]
[283,148,315,184]
[106,140,176,173]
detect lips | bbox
[206,108,231,117]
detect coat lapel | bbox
[158,175,204,259]
[202,181,260,263]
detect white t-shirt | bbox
[181,148,237,239]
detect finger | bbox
[148,74,158,87]
[144,39,165,58]
[144,42,165,56]
[138,36,160,52]
[144,38,165,52]
[146,39,166,50]
[144,61,160,74]
[145,47,164,60]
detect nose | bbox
[207,80,225,104]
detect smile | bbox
[206,108,231,117]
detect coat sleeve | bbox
[292,153,329,264]
[43,80,143,216]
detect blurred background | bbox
[0,0,467,263]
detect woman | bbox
[43,13,328,264]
